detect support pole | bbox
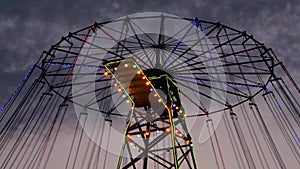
[230,109,256,169]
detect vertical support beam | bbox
[156,14,164,68]
[251,99,287,169]
[143,107,150,169]
[207,118,220,169]
[167,106,179,169]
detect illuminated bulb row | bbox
[135,70,150,86]
[129,142,136,148]
[117,86,131,104]
[165,128,184,137]
[140,74,150,86]
[105,63,137,76]
[171,104,180,110]
[128,129,185,139]
[186,140,193,147]
[128,130,164,138]
[186,140,191,144]
[124,63,137,69]
[104,67,117,76]
[127,131,152,138]
[175,130,184,137]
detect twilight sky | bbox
[0,0,300,104]
[0,1,300,168]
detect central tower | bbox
[104,58,197,169]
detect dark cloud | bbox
[0,0,299,103]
